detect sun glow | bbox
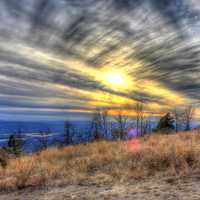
[100,69,133,92]
[106,72,124,85]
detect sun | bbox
[106,72,124,86]
[99,69,133,91]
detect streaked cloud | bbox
[0,0,200,120]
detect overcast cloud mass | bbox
[1,0,200,120]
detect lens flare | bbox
[127,127,138,138]
[126,128,142,153]
[126,139,141,153]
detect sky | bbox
[0,0,200,121]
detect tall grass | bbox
[1,131,200,191]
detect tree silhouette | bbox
[156,112,175,133]
[7,134,23,156]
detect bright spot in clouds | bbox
[106,72,124,85]
[0,0,199,120]
[100,69,133,92]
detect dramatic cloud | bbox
[0,0,200,120]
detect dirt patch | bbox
[1,174,200,200]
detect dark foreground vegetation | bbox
[0,131,200,191]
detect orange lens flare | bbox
[126,139,142,153]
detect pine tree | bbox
[156,112,175,133]
[7,134,23,156]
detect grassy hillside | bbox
[1,131,200,191]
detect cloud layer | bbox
[0,0,200,120]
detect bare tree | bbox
[143,118,152,135]
[90,108,103,140]
[37,128,51,151]
[15,128,26,152]
[135,102,145,136]
[172,108,184,132]
[64,120,74,145]
[182,105,195,131]
[101,109,109,137]
[90,108,110,140]
[114,108,129,140]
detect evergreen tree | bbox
[7,134,23,156]
[156,112,175,133]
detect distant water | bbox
[0,121,65,134]
[0,119,156,152]
[0,120,94,152]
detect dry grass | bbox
[1,131,200,191]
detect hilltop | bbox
[1,131,200,199]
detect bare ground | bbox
[1,174,200,200]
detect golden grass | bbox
[1,131,200,191]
